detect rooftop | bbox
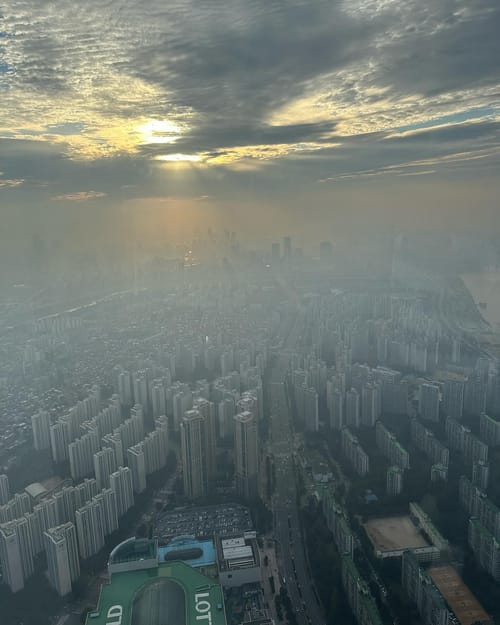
[429,566,491,625]
[87,560,226,625]
[216,535,259,572]
[159,536,216,568]
[25,482,48,500]
[364,516,429,553]
[109,538,157,566]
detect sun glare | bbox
[138,120,182,144]
[155,153,202,162]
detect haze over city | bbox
[1,3,500,625]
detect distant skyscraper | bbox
[180,409,216,499]
[31,410,51,451]
[44,523,80,596]
[319,241,333,260]
[234,411,259,500]
[283,236,292,259]
[271,242,280,262]
[0,474,10,505]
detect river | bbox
[461,271,500,330]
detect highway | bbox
[269,343,326,625]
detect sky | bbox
[1,0,500,259]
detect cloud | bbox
[0,178,24,188]
[52,190,107,201]
[0,0,499,214]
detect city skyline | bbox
[1,3,500,625]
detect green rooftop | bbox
[86,561,226,625]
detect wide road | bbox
[269,347,326,625]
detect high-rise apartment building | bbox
[50,418,71,464]
[446,417,488,465]
[127,444,147,494]
[93,447,118,490]
[142,415,169,475]
[117,370,133,406]
[442,379,465,420]
[101,432,124,468]
[75,500,105,559]
[375,422,410,470]
[419,383,440,422]
[410,418,449,466]
[0,474,10,505]
[44,522,80,596]
[468,517,500,581]
[386,466,403,496]
[93,489,118,536]
[31,410,52,450]
[479,412,500,446]
[341,428,370,476]
[342,554,383,625]
[234,411,259,500]
[69,428,100,481]
[361,383,381,427]
[345,388,360,429]
[114,409,144,452]
[472,460,489,491]
[109,467,134,518]
[0,524,24,592]
[150,380,166,419]
[329,387,344,431]
[180,409,216,499]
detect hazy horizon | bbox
[1,0,500,275]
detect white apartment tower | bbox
[0,474,10,505]
[234,411,259,500]
[109,467,134,517]
[31,410,52,450]
[180,409,216,499]
[127,444,147,494]
[0,524,24,592]
[44,523,80,596]
[93,447,118,490]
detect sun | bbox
[137,120,182,144]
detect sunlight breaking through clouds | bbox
[0,0,499,186]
